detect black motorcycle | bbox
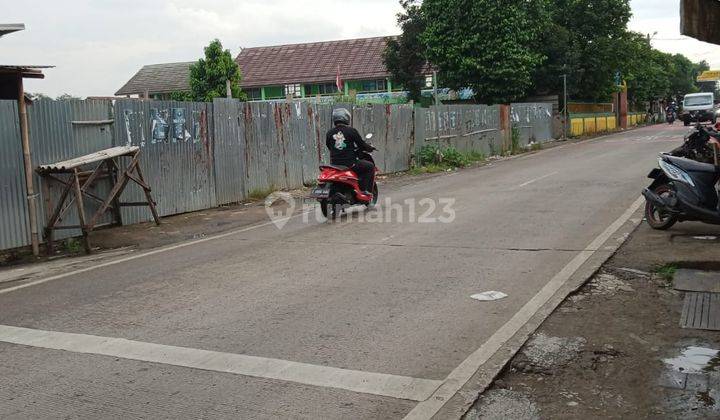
[642,149,720,230]
[668,123,719,164]
[666,110,676,125]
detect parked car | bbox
[680,92,716,126]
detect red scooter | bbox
[309,133,379,219]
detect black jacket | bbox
[326,124,373,167]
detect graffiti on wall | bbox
[123,107,206,147]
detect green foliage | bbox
[441,147,469,167]
[64,238,82,253]
[421,0,548,104]
[511,127,521,154]
[530,142,543,151]
[55,93,82,101]
[532,0,632,101]
[170,91,194,101]
[384,1,427,103]
[28,92,52,101]
[419,144,442,165]
[653,263,677,282]
[190,39,247,102]
[466,151,486,162]
[417,144,484,171]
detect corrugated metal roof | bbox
[115,61,193,96]
[236,36,395,88]
[115,36,433,95]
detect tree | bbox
[28,92,52,101]
[532,0,632,101]
[55,93,82,101]
[189,39,246,102]
[383,0,427,103]
[421,0,548,104]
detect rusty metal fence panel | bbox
[416,105,502,158]
[213,98,247,204]
[511,103,554,146]
[28,99,115,242]
[114,99,215,224]
[353,104,413,173]
[0,100,30,250]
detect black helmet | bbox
[332,108,351,126]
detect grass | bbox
[653,263,678,282]
[530,142,543,151]
[411,145,489,175]
[64,238,82,253]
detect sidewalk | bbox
[466,221,720,418]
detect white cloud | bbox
[2,0,717,98]
[0,0,402,97]
[629,0,720,68]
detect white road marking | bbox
[0,324,441,402]
[517,171,558,188]
[404,196,644,420]
[0,211,310,296]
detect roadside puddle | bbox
[663,346,720,373]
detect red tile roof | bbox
[236,36,395,88]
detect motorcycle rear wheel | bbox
[320,199,339,220]
[645,184,678,230]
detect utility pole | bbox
[561,74,568,140]
[433,70,441,142]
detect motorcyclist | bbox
[326,108,376,195]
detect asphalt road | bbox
[0,124,688,419]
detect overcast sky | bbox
[2,0,719,98]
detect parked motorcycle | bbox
[668,123,720,164]
[308,133,379,219]
[642,143,720,230]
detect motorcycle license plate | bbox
[310,186,330,199]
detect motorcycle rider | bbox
[326,108,376,195]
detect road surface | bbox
[0,124,686,419]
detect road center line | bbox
[404,196,644,420]
[517,171,558,188]
[0,324,441,402]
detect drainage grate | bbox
[680,292,720,331]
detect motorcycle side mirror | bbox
[365,133,373,140]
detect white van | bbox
[681,92,716,125]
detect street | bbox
[0,124,687,419]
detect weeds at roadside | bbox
[64,238,82,253]
[653,263,677,284]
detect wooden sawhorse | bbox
[36,146,160,254]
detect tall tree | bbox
[532,0,632,101]
[383,0,426,103]
[190,39,246,102]
[421,0,548,104]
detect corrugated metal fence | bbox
[0,100,30,249]
[415,105,504,156]
[511,103,554,146]
[0,99,555,251]
[114,99,215,223]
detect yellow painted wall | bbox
[583,117,597,134]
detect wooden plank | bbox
[72,169,91,253]
[37,146,139,172]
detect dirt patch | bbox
[468,222,720,418]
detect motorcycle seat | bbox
[320,164,350,171]
[665,155,719,174]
